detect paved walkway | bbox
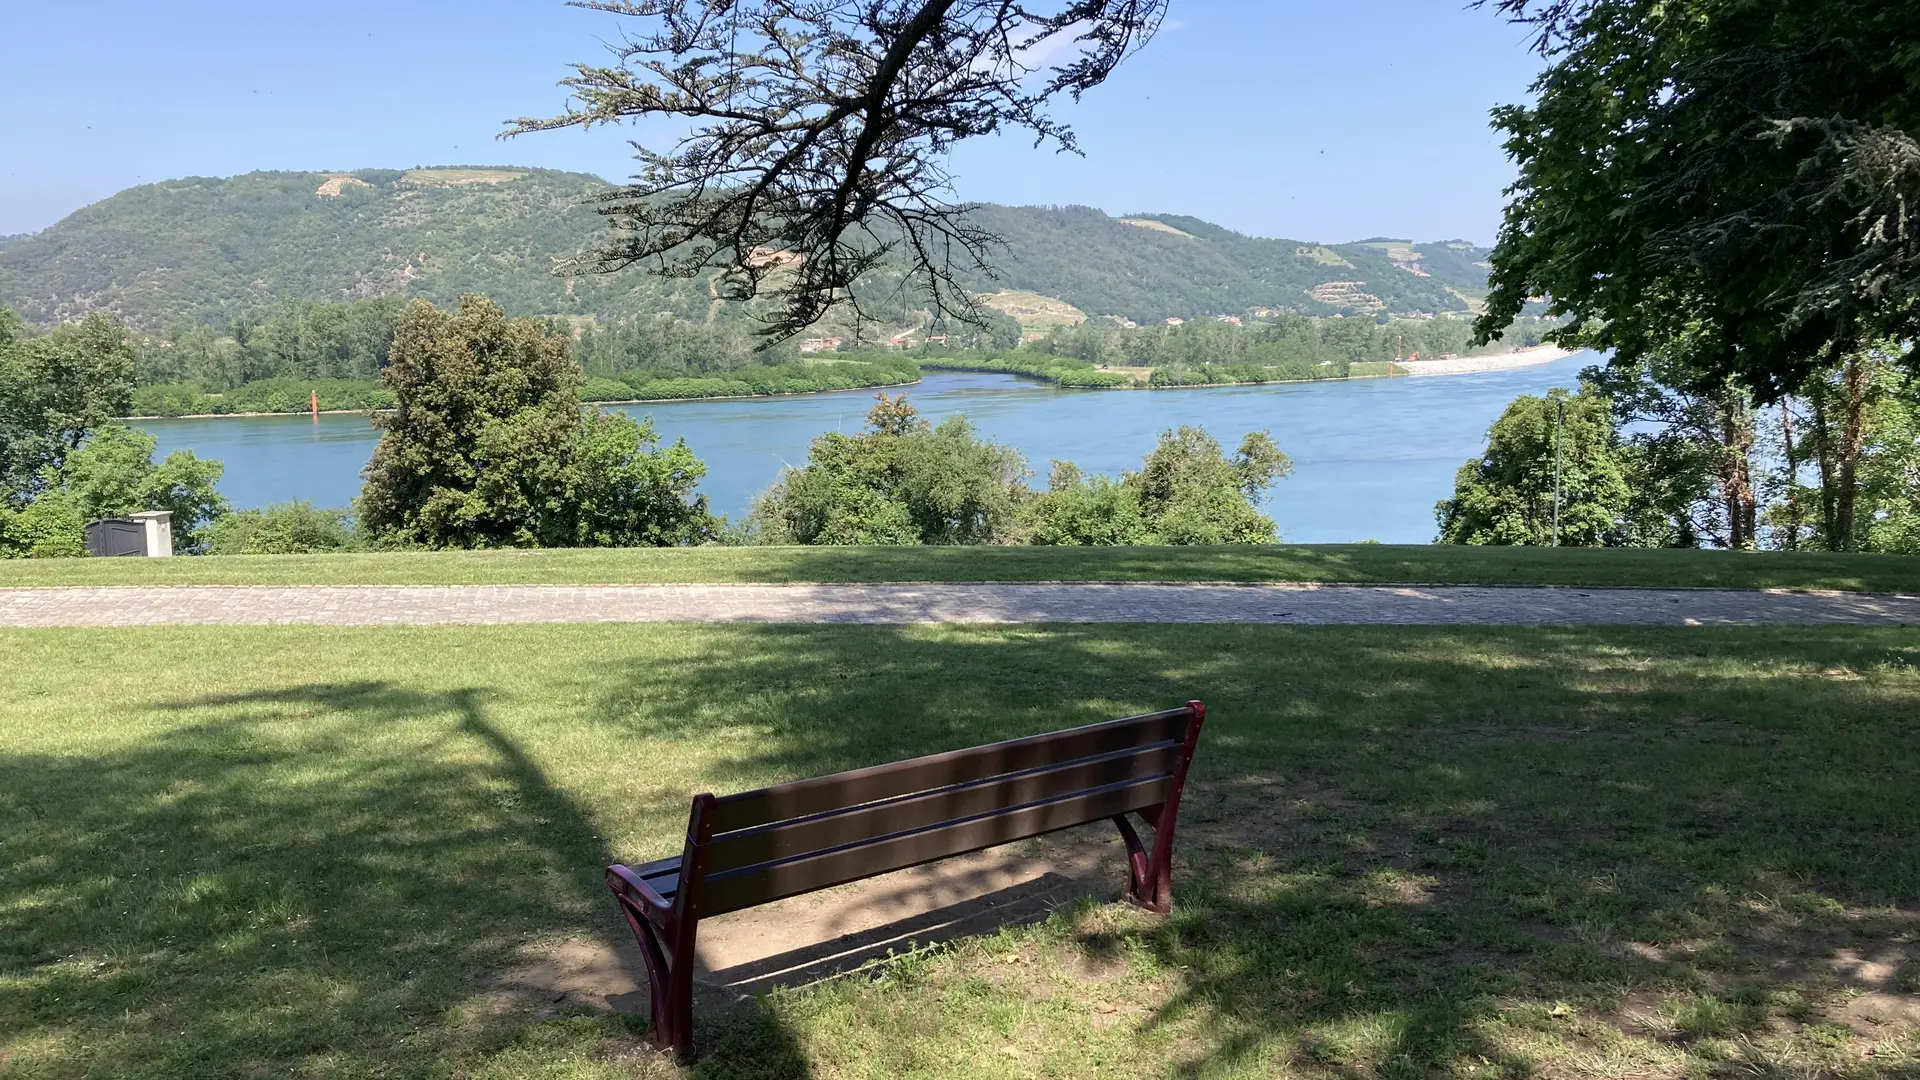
[4,582,1919,627]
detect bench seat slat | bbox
[704,741,1182,874]
[709,708,1193,834]
[701,774,1171,916]
[623,856,682,902]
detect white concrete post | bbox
[131,511,173,557]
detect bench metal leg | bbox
[611,891,694,1055]
[1113,700,1205,914]
[608,794,716,1059]
[1113,809,1175,913]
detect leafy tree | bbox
[359,296,715,548]
[546,412,717,547]
[1026,426,1292,545]
[511,0,1169,338]
[1762,346,1920,552]
[0,425,228,557]
[1131,427,1290,544]
[1481,0,1920,399]
[1437,386,1632,546]
[752,394,1028,544]
[1854,370,1920,553]
[1,309,134,507]
[1587,356,1759,548]
[983,311,1025,351]
[61,426,228,551]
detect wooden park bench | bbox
[606,700,1207,1055]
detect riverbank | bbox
[921,344,1578,392]
[122,347,1581,420]
[1399,344,1577,376]
[121,359,918,420]
[123,378,929,420]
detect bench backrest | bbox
[688,703,1205,917]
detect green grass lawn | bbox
[3,624,1917,1078]
[5,543,1920,592]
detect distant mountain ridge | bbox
[0,167,1492,330]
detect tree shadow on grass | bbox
[6,623,1917,1078]
[0,678,806,1079]
[565,622,1920,1077]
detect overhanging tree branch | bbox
[506,0,1167,342]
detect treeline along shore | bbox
[118,295,1562,417]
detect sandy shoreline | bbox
[1397,345,1578,377]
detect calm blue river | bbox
[135,354,1592,544]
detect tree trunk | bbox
[1806,355,1871,552]
[1778,400,1800,550]
[1810,390,1840,548]
[1715,394,1757,549]
[1834,353,1869,550]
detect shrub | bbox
[1024,427,1292,545]
[753,394,1028,545]
[129,383,208,418]
[0,492,87,558]
[207,501,358,555]
[1022,462,1151,545]
[580,377,634,402]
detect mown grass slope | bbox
[4,623,1916,1078]
[5,544,1919,592]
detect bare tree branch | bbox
[507,0,1167,342]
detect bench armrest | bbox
[607,864,675,925]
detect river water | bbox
[135,354,1593,544]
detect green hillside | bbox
[964,209,1484,323]
[0,168,1491,330]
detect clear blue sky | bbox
[0,1,1546,243]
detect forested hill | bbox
[0,167,1491,329]
[964,207,1487,324]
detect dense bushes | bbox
[918,355,1135,387]
[751,395,1027,545]
[621,358,919,401]
[1026,428,1293,545]
[3,308,228,557]
[207,501,359,555]
[750,393,1293,547]
[0,426,228,557]
[130,378,396,417]
[134,298,406,389]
